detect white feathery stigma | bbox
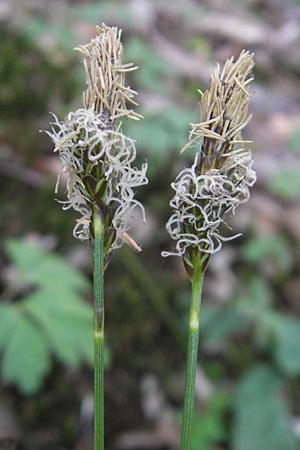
[47,108,147,243]
[163,50,256,259]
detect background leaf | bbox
[267,169,300,201]
[0,303,19,347]
[0,239,95,393]
[201,305,244,345]
[1,310,50,394]
[274,317,300,376]
[243,235,292,272]
[191,393,228,450]
[232,365,297,450]
[24,289,93,366]
[6,239,88,290]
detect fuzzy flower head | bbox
[46,25,148,263]
[162,51,256,273]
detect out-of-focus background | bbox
[1,0,300,449]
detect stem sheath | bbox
[180,257,204,450]
[92,205,105,450]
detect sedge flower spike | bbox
[162,50,256,273]
[46,25,148,261]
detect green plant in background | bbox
[0,26,77,121]
[288,128,300,153]
[0,239,93,394]
[267,169,300,201]
[46,24,148,450]
[124,37,200,173]
[198,235,300,450]
[233,365,297,450]
[267,127,300,201]
[190,393,228,450]
[162,51,256,450]
[125,37,170,94]
[125,106,195,173]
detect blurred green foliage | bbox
[124,36,196,170]
[190,393,228,450]
[197,231,300,448]
[0,27,78,121]
[267,169,300,201]
[20,16,75,52]
[243,235,292,273]
[275,317,300,376]
[71,3,133,27]
[0,240,94,393]
[232,365,297,450]
[288,128,300,153]
[126,37,170,93]
[201,274,300,378]
[125,107,194,171]
[267,128,300,201]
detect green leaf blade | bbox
[6,239,88,291]
[275,318,300,376]
[232,365,297,450]
[1,311,50,394]
[0,239,96,393]
[24,289,93,367]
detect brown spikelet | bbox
[75,24,143,122]
[181,50,254,173]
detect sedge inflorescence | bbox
[46,24,148,255]
[162,51,256,264]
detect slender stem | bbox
[92,205,105,450]
[180,256,204,450]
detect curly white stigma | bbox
[162,151,256,257]
[163,51,256,259]
[47,107,148,243]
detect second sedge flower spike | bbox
[162,51,256,271]
[47,25,148,258]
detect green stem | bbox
[180,256,204,450]
[92,205,105,450]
